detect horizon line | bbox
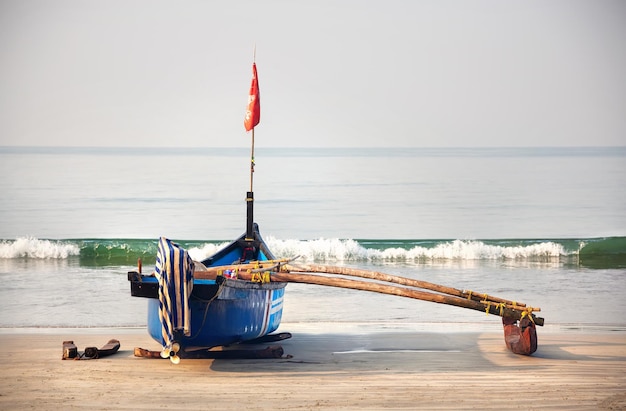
[1,144,625,150]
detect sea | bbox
[1,146,625,335]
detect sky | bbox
[1,0,625,148]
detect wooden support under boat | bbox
[194,264,543,326]
[133,345,285,360]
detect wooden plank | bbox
[133,346,285,359]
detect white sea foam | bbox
[0,236,575,262]
[187,241,231,261]
[265,237,571,262]
[0,237,80,259]
[266,237,365,262]
[404,240,568,260]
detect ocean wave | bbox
[187,242,233,261]
[264,237,573,262]
[0,237,80,259]
[1,236,624,268]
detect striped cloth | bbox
[155,237,194,351]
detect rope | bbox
[189,280,226,340]
[521,308,536,324]
[497,302,506,316]
[251,271,271,283]
[484,300,491,315]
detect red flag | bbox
[244,63,260,131]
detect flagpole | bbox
[246,128,254,241]
[250,44,256,194]
[250,128,255,192]
[245,47,257,241]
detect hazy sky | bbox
[1,0,625,148]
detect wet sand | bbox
[0,326,625,410]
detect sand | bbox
[0,326,625,410]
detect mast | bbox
[246,128,255,241]
[244,50,260,242]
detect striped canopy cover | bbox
[155,237,194,351]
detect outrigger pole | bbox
[193,261,544,326]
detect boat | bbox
[127,226,288,360]
[128,59,289,362]
[127,59,544,362]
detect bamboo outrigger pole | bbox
[193,262,544,326]
[283,263,526,308]
[270,272,543,325]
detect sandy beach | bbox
[0,326,624,410]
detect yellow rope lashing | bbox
[497,302,506,316]
[479,294,490,315]
[521,309,536,324]
[251,272,271,283]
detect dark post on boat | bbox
[246,191,254,241]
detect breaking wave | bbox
[1,236,624,268]
[0,237,80,259]
[265,238,573,262]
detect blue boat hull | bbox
[128,224,287,350]
[145,279,285,348]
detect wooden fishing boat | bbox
[127,58,544,363]
[127,225,288,361]
[128,59,290,362]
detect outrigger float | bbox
[127,59,542,363]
